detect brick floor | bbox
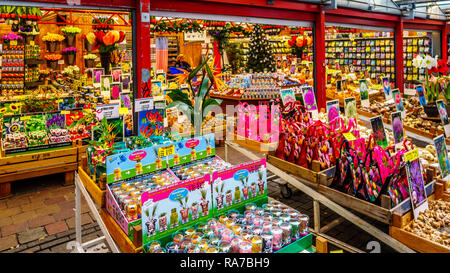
[28,215,55,229]
[0,235,18,251]
[1,221,28,237]
[45,221,68,235]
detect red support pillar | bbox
[442,24,448,64]
[136,0,152,98]
[315,7,326,111]
[395,18,404,94]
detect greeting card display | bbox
[359,79,369,107]
[433,135,450,180]
[370,115,387,148]
[280,89,295,106]
[301,86,318,120]
[404,149,428,220]
[211,159,267,215]
[436,100,450,137]
[141,174,212,247]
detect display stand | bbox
[389,184,450,253]
[225,140,415,253]
[0,140,86,198]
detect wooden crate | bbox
[78,156,106,207]
[230,134,278,155]
[100,209,142,253]
[0,144,79,198]
[317,179,436,225]
[390,188,450,253]
[267,155,335,187]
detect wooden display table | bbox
[78,156,106,208]
[0,142,82,198]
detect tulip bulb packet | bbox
[212,159,267,215]
[141,174,212,248]
[359,79,370,108]
[344,97,357,120]
[301,86,318,120]
[436,100,450,138]
[391,111,404,150]
[404,149,428,220]
[392,89,406,119]
[326,100,340,128]
[370,115,388,148]
[280,88,296,106]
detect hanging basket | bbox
[85,59,95,68]
[100,52,111,75]
[47,60,58,70]
[47,41,57,53]
[66,34,75,47]
[85,40,93,52]
[67,54,76,65]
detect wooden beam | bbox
[226,141,415,253]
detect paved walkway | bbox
[0,145,396,253]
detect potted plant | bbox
[61,26,81,47]
[62,47,78,65]
[1,33,23,46]
[288,34,312,59]
[44,54,62,70]
[42,33,65,53]
[412,54,446,117]
[92,23,125,74]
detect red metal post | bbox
[315,7,326,111]
[136,0,152,98]
[396,19,404,94]
[442,24,448,64]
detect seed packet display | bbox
[359,79,370,107]
[141,174,212,247]
[301,86,318,120]
[416,85,427,106]
[24,114,49,147]
[433,134,450,180]
[370,115,388,148]
[344,97,357,120]
[382,76,392,100]
[65,110,90,141]
[436,100,450,137]
[404,149,428,220]
[46,112,71,144]
[280,88,296,106]
[391,111,404,149]
[121,74,132,91]
[392,89,406,119]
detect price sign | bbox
[119,107,129,115]
[343,132,357,142]
[158,145,175,157]
[20,116,30,121]
[135,98,153,112]
[61,110,70,115]
[95,103,120,120]
[10,40,17,46]
[404,149,419,162]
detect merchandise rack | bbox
[402,36,431,84]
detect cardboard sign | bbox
[436,100,450,137]
[359,79,370,108]
[370,115,388,148]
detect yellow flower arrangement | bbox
[42,33,65,42]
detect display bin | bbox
[389,182,450,253]
[0,142,80,198]
[318,177,436,225]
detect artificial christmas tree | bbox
[246,24,276,73]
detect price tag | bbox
[156,69,164,74]
[343,132,357,142]
[30,41,35,46]
[119,107,129,115]
[15,95,26,100]
[10,40,17,46]
[56,99,63,103]
[58,59,64,65]
[135,98,153,112]
[404,149,419,162]
[158,145,175,157]
[20,116,30,121]
[330,250,344,253]
[61,110,70,115]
